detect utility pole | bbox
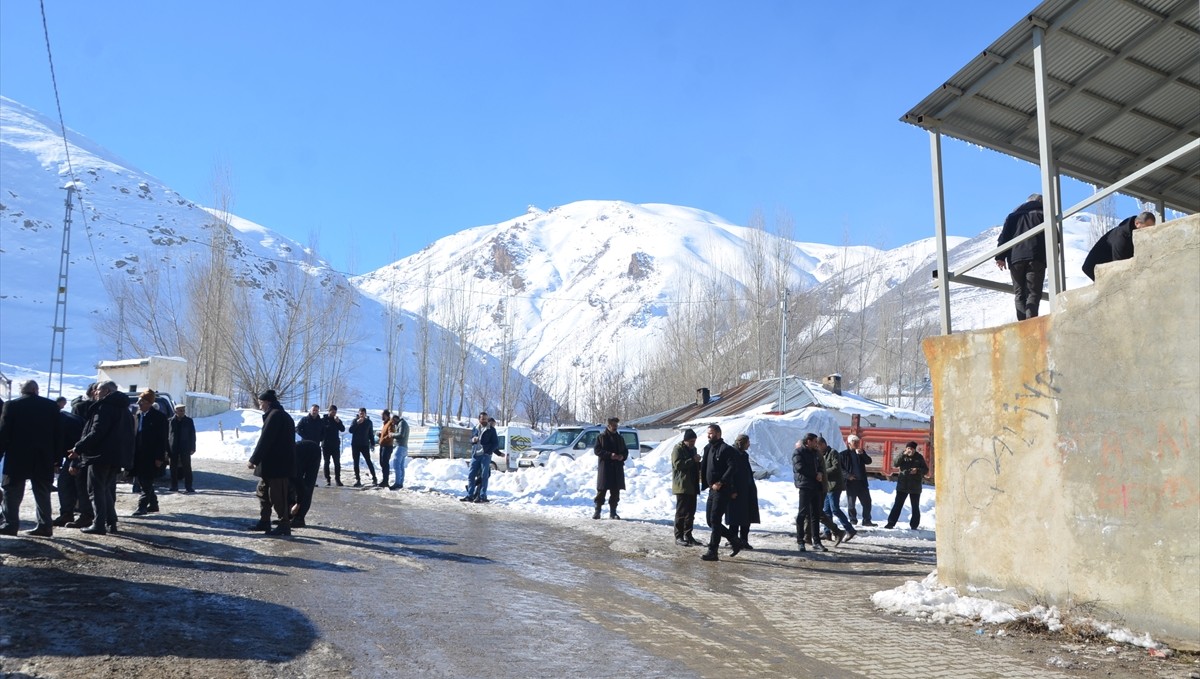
[48,183,76,397]
[777,288,788,411]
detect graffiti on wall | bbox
[963,370,1062,510]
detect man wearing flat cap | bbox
[592,417,628,520]
[248,389,295,537]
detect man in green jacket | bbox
[671,429,701,546]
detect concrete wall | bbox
[924,214,1200,650]
[185,392,231,419]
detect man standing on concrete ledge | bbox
[995,193,1046,322]
[1082,211,1156,281]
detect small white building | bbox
[97,356,187,404]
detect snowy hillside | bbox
[353,201,957,402]
[0,96,535,413]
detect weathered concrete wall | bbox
[925,213,1200,650]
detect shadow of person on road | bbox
[0,564,318,662]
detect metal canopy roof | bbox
[902,0,1200,213]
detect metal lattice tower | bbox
[48,183,75,397]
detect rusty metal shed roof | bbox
[901,0,1200,213]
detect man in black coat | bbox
[168,404,197,493]
[792,433,827,552]
[53,403,85,527]
[297,404,322,442]
[699,423,741,561]
[347,407,378,487]
[840,435,874,526]
[248,389,296,537]
[1082,211,1156,281]
[995,193,1047,321]
[71,381,134,535]
[291,439,322,528]
[0,380,63,536]
[132,391,170,515]
[592,417,628,519]
[320,405,345,486]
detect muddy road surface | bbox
[0,461,1193,678]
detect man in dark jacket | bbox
[132,390,170,515]
[70,381,134,535]
[248,389,296,537]
[53,402,85,527]
[0,380,63,536]
[168,404,197,493]
[840,435,874,526]
[320,405,345,486]
[699,423,741,561]
[995,194,1047,321]
[347,407,378,487]
[670,429,701,546]
[885,441,930,530]
[592,417,627,519]
[1082,211,1156,281]
[792,433,827,552]
[291,439,322,528]
[296,404,323,443]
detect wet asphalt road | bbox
[3,461,1167,678]
[217,462,1083,679]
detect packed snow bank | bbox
[871,571,1166,651]
[189,407,935,531]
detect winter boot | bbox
[609,506,620,520]
[592,503,602,520]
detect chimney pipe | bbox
[823,374,842,395]
[697,387,710,406]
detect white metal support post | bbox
[1032,24,1064,310]
[930,129,953,334]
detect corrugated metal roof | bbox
[902,0,1200,213]
[625,376,929,430]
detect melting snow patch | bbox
[871,571,1167,651]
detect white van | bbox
[493,425,533,471]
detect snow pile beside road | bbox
[187,408,936,531]
[871,571,1165,650]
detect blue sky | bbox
[1,1,1149,274]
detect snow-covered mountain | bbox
[0,96,534,413]
[353,201,961,393]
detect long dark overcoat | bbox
[74,390,134,468]
[133,406,170,477]
[0,394,62,481]
[250,402,296,480]
[727,447,760,526]
[593,429,627,491]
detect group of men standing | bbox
[668,424,761,561]
[296,404,410,490]
[249,396,414,537]
[667,425,926,560]
[0,380,197,538]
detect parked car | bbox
[518,425,640,468]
